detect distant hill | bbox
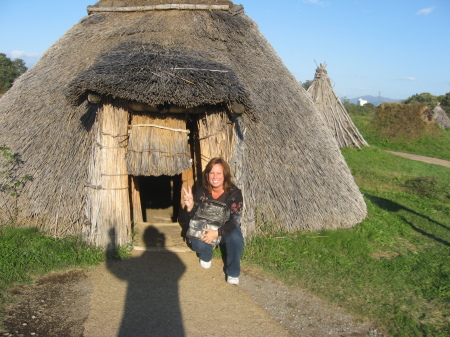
[342,95,404,106]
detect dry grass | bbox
[307,64,368,148]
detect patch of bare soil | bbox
[0,270,93,337]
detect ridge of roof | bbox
[87,4,233,13]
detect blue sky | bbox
[1,0,449,100]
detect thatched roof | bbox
[0,1,366,238]
[92,0,234,7]
[67,41,252,110]
[372,103,439,140]
[307,63,368,148]
[433,103,450,129]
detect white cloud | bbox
[6,51,41,68]
[9,50,41,59]
[389,77,416,81]
[416,7,436,16]
[303,0,327,6]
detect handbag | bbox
[186,199,230,245]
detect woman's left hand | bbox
[202,229,218,244]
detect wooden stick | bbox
[87,4,230,14]
[131,124,190,133]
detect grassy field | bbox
[244,146,450,336]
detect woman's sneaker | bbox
[227,276,239,285]
[199,259,211,269]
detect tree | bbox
[0,145,32,221]
[344,102,377,116]
[301,79,312,91]
[0,53,27,94]
[403,92,438,110]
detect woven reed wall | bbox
[197,110,235,171]
[84,99,131,248]
[127,113,191,176]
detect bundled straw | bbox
[127,113,191,176]
[433,103,450,129]
[307,63,368,148]
[197,110,235,170]
[85,98,132,247]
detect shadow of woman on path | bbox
[106,227,186,336]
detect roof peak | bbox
[91,0,235,7]
[88,4,234,13]
[88,1,242,14]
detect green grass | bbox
[244,147,450,337]
[0,226,104,306]
[352,115,450,161]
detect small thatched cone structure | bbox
[0,0,367,248]
[307,63,368,148]
[433,103,450,129]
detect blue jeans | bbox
[191,227,244,277]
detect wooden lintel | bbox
[87,4,230,14]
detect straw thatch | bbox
[307,63,368,148]
[197,110,235,170]
[127,112,191,176]
[433,103,450,129]
[372,103,438,140]
[84,97,131,245]
[0,0,367,247]
[66,41,252,113]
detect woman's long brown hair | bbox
[202,157,235,193]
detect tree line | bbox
[0,53,27,95]
[301,79,449,117]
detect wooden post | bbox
[130,176,143,224]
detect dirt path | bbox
[384,151,450,168]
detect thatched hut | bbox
[0,0,367,248]
[433,103,450,129]
[307,63,368,148]
[372,103,439,140]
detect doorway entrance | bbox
[137,175,182,223]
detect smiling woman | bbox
[184,157,244,284]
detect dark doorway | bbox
[138,175,182,222]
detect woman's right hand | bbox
[182,186,194,212]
